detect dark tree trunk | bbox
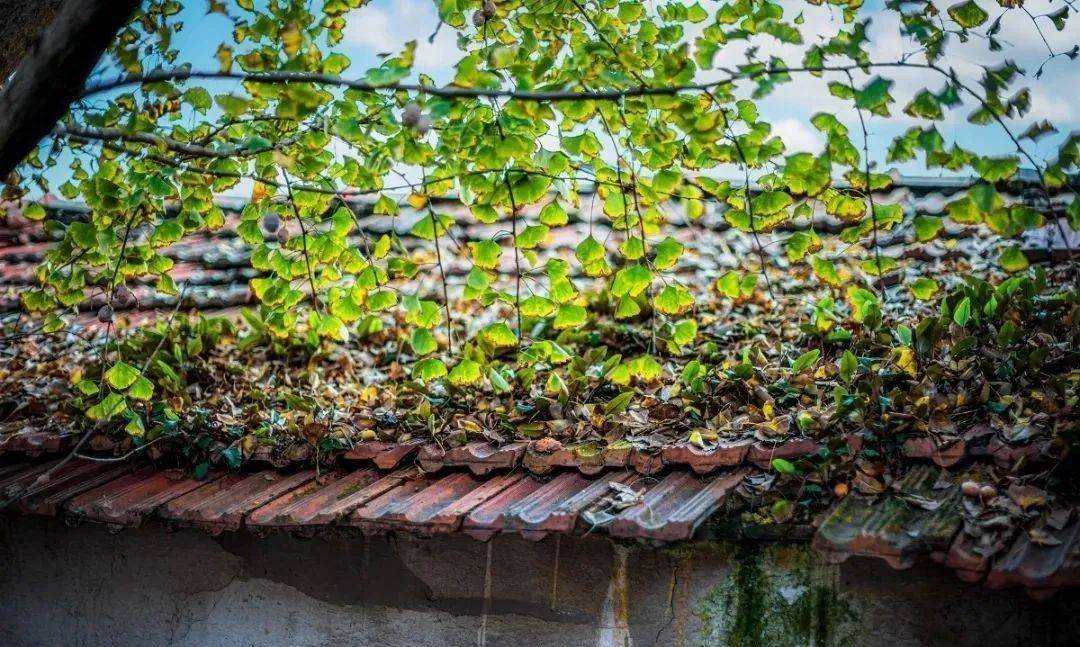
[0,0,65,81]
[0,0,141,179]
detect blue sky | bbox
[72,0,1079,192]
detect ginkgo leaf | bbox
[447,359,483,386]
[999,246,1029,273]
[479,322,518,348]
[553,304,587,329]
[413,358,448,382]
[948,1,989,29]
[909,277,940,300]
[105,362,140,390]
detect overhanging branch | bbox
[82,61,935,103]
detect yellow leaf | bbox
[407,193,428,210]
[893,347,917,378]
[272,151,296,169]
[216,45,233,73]
[281,22,302,57]
[251,181,270,203]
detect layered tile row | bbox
[3,457,1078,597]
[0,431,1052,478]
[0,458,747,543]
[347,433,1041,476]
[813,463,1080,598]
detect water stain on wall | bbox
[693,543,862,647]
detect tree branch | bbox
[82,61,936,103]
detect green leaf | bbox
[953,296,972,327]
[839,350,857,383]
[150,219,185,247]
[854,77,894,116]
[520,295,555,317]
[413,358,448,381]
[913,215,943,242]
[23,202,46,221]
[86,393,126,421]
[771,458,796,475]
[470,240,502,269]
[128,376,154,401]
[539,201,568,226]
[625,355,662,383]
[479,322,518,348]
[904,90,943,121]
[611,265,652,298]
[909,277,940,300]
[104,361,140,390]
[999,246,1029,273]
[652,237,683,270]
[410,328,438,355]
[447,359,483,386]
[575,236,605,265]
[553,304,587,329]
[366,289,397,311]
[948,1,989,29]
[653,285,694,315]
[604,391,635,415]
[791,349,821,374]
[672,319,697,347]
[751,191,792,216]
[811,256,842,287]
[71,376,100,395]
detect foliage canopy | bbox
[3,0,1079,478]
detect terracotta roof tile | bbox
[662,440,752,474]
[342,439,424,469]
[985,510,1080,599]
[812,464,963,569]
[521,445,631,475]
[15,460,134,516]
[348,471,525,535]
[903,437,967,467]
[604,469,748,542]
[159,469,315,533]
[64,466,220,526]
[943,531,992,584]
[245,468,394,529]
[747,438,822,469]
[501,471,636,540]
[418,441,526,475]
[0,431,71,456]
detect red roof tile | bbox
[498,471,636,540]
[661,440,752,474]
[159,470,315,533]
[64,466,220,526]
[342,439,424,469]
[15,460,134,516]
[349,471,525,535]
[605,469,748,542]
[246,468,401,529]
[418,441,526,475]
[812,465,963,569]
[985,511,1080,599]
[2,456,1079,596]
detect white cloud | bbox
[342,0,460,72]
[773,118,825,153]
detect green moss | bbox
[694,544,861,647]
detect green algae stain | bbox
[694,544,861,647]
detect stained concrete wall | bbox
[0,516,1078,646]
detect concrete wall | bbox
[1,516,1078,646]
